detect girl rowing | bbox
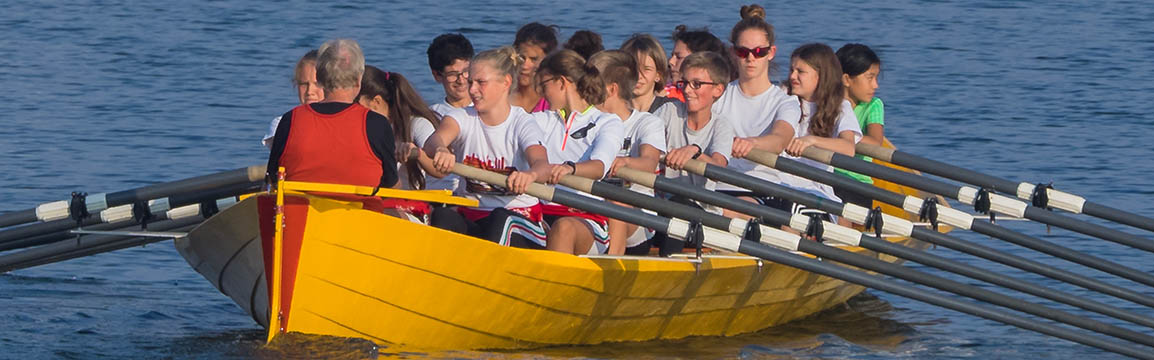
[511,22,559,113]
[532,49,626,255]
[778,43,864,223]
[590,50,667,255]
[620,34,685,127]
[832,43,885,208]
[418,46,554,247]
[355,66,446,192]
[721,5,807,220]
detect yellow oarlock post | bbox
[267,167,286,343]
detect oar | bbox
[0,165,265,229]
[0,181,259,252]
[857,142,1154,233]
[450,163,1154,358]
[797,147,1154,254]
[0,217,202,273]
[0,195,237,272]
[654,159,1154,308]
[743,148,1154,289]
[601,168,1154,328]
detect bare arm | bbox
[784,131,857,157]
[422,115,462,179]
[860,123,885,146]
[507,144,553,193]
[732,120,795,158]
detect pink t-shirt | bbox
[530,97,550,113]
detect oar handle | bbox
[450,164,556,202]
[613,167,658,188]
[855,142,895,162]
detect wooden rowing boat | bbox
[175,156,945,350]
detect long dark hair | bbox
[836,43,881,77]
[788,43,844,138]
[359,65,442,189]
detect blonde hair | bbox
[472,46,524,94]
[316,39,365,90]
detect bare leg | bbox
[547,217,596,254]
[606,200,637,255]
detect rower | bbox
[532,49,626,255]
[511,22,559,113]
[417,46,553,247]
[831,43,885,208]
[266,39,399,210]
[262,50,323,148]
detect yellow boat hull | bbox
[177,188,933,350]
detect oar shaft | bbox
[758,149,1154,288]
[452,164,1154,357]
[0,165,265,229]
[659,161,1154,307]
[618,167,1154,328]
[859,143,1154,233]
[810,147,1154,254]
[0,217,202,272]
[736,241,1154,360]
[0,181,258,252]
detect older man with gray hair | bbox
[266,38,399,200]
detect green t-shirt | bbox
[835,97,885,184]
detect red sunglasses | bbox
[733,46,772,59]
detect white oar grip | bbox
[613,167,657,188]
[668,218,743,252]
[958,186,1028,218]
[35,200,70,222]
[800,146,835,164]
[757,224,801,251]
[1015,182,1086,213]
[855,143,894,162]
[842,203,915,236]
[451,163,556,201]
[936,206,974,230]
[787,214,861,246]
[166,204,201,220]
[100,204,134,223]
[744,149,779,168]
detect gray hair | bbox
[316,39,365,90]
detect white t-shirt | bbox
[446,106,544,210]
[620,110,668,158]
[650,100,686,129]
[711,81,802,191]
[262,115,282,148]
[430,99,471,118]
[776,99,863,201]
[663,113,734,189]
[536,107,624,179]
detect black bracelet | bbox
[691,144,703,159]
[564,161,577,173]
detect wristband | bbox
[564,161,577,174]
[690,144,703,159]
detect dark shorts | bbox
[716,190,834,222]
[430,207,547,250]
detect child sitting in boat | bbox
[531,49,626,255]
[590,50,668,255]
[832,43,885,208]
[663,51,734,207]
[620,34,685,128]
[262,50,323,149]
[775,43,864,224]
[416,46,553,247]
[665,26,726,103]
[511,23,559,113]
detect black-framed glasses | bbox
[537,76,561,91]
[675,79,720,90]
[441,70,469,83]
[733,46,772,59]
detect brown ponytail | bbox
[730,4,775,46]
[359,66,443,189]
[538,49,607,105]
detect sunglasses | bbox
[733,46,772,59]
[675,79,720,90]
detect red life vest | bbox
[279,103,384,188]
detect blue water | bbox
[2,0,1153,358]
